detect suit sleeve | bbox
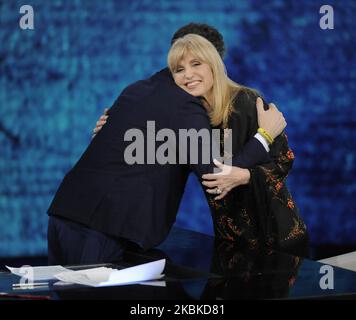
[175,100,270,180]
[249,132,295,196]
[239,91,294,194]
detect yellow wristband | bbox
[258,128,274,145]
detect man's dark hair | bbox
[171,23,225,58]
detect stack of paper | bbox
[6,259,166,288]
[6,265,69,281]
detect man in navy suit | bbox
[47,23,285,265]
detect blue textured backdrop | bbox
[0,0,355,257]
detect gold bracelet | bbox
[258,127,274,145]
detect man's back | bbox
[48,68,208,249]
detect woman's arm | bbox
[202,92,292,200]
[249,131,294,197]
[202,132,294,200]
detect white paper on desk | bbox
[54,259,166,287]
[6,265,70,281]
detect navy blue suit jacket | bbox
[48,68,270,249]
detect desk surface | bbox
[1,227,356,300]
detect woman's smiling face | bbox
[172,51,214,103]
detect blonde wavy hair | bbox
[168,34,251,127]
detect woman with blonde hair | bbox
[167,34,308,257]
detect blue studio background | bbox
[0,0,355,257]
